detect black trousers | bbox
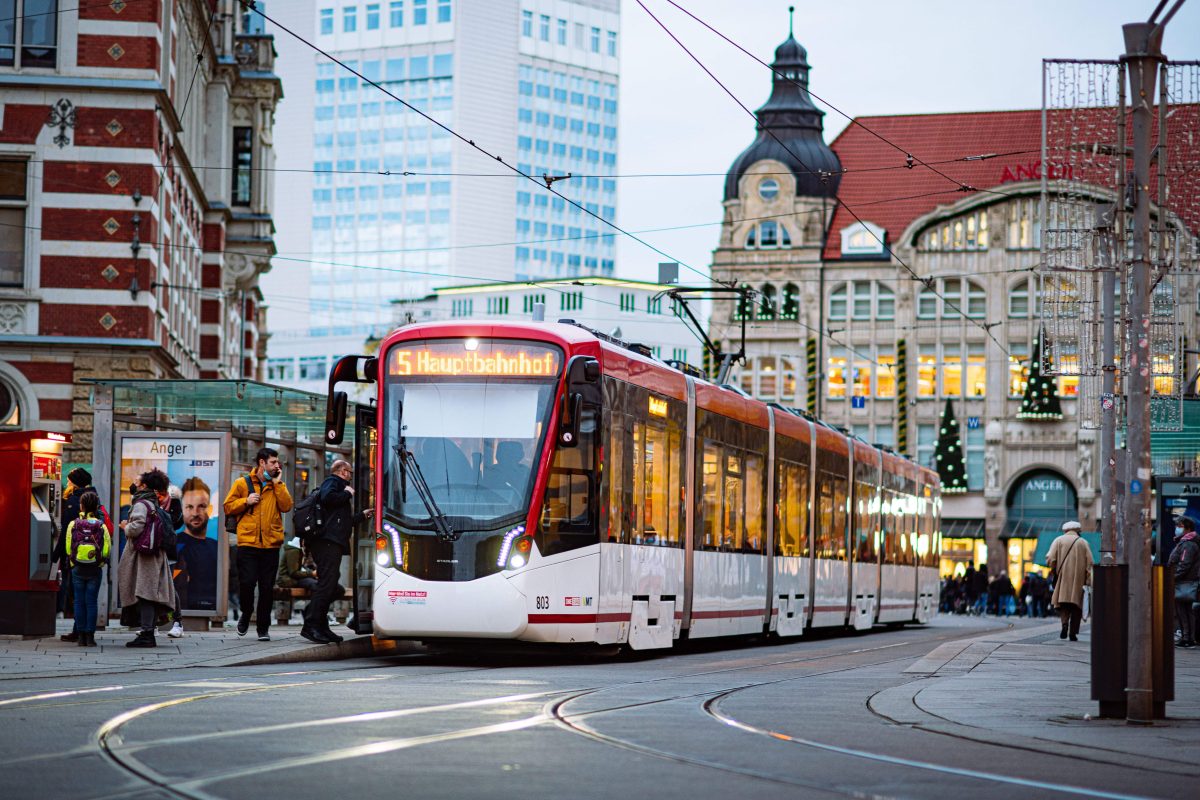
[1059,601,1083,637]
[237,546,280,635]
[305,539,345,633]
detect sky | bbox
[614,0,1200,282]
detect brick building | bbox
[0,0,282,463]
[710,31,1199,584]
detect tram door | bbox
[351,404,377,635]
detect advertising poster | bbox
[118,435,226,614]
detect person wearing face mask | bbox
[1168,516,1200,648]
[223,448,293,641]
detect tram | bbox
[326,320,940,649]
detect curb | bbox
[200,635,408,667]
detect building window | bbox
[0,377,21,428]
[917,345,936,397]
[390,1,403,26]
[413,0,427,24]
[1009,341,1029,397]
[0,0,57,68]
[0,159,28,287]
[916,424,936,469]
[607,30,617,57]
[521,9,532,37]
[299,356,328,381]
[320,8,334,34]
[780,283,799,321]
[917,286,938,319]
[539,14,550,41]
[1007,198,1040,249]
[876,351,896,398]
[343,5,356,32]
[852,282,872,320]
[232,127,253,205]
[1008,278,1042,318]
[967,342,986,397]
[744,221,791,249]
[756,285,776,320]
[829,285,847,321]
[966,426,984,491]
[556,18,567,45]
[437,0,451,23]
[827,347,847,398]
[267,358,295,382]
[941,343,962,397]
[876,285,895,320]
[366,3,380,29]
[590,26,600,53]
[917,278,986,320]
[851,353,871,397]
[922,209,989,252]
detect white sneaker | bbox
[168,621,184,639]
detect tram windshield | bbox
[382,338,561,530]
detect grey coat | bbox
[118,494,175,623]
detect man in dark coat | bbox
[301,460,373,644]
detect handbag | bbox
[1175,580,1199,603]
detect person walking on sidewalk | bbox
[118,470,176,648]
[223,448,293,642]
[65,491,110,647]
[301,459,373,644]
[1047,520,1092,641]
[1168,516,1200,648]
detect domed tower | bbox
[710,14,841,409]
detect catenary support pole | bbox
[1098,206,1117,567]
[1121,20,1164,726]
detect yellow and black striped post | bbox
[896,338,909,455]
[805,336,818,414]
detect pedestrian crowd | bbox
[938,520,1094,641]
[54,449,370,648]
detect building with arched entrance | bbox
[708,26,1199,583]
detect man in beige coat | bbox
[1047,520,1093,641]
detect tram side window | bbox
[700,443,721,551]
[540,408,599,555]
[855,481,878,563]
[776,461,809,557]
[892,493,913,567]
[722,451,745,551]
[744,453,765,554]
[814,473,848,560]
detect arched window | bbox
[829,284,847,321]
[733,284,753,321]
[759,221,779,248]
[967,280,986,318]
[780,283,799,321]
[757,284,777,320]
[780,226,792,247]
[0,377,21,428]
[745,227,756,248]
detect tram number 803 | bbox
[536,596,550,610]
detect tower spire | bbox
[789,5,794,37]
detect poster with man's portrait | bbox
[117,433,228,615]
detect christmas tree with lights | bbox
[934,398,969,494]
[1017,328,1063,420]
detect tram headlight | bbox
[497,527,534,570]
[509,554,526,568]
[376,551,391,567]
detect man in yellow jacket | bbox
[223,447,293,640]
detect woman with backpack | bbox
[118,469,176,648]
[65,491,110,647]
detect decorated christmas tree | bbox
[1017,328,1063,420]
[934,398,969,494]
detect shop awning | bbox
[1031,532,1101,567]
[942,518,986,539]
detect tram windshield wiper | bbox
[396,438,457,542]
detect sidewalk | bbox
[873,619,1200,772]
[0,619,402,680]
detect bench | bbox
[272,587,353,625]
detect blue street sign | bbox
[967,417,980,429]
[851,396,865,409]
[1131,480,1143,495]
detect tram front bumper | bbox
[372,568,529,639]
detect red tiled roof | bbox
[824,106,1200,260]
[824,109,1044,260]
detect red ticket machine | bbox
[0,430,70,636]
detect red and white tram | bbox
[326,321,941,649]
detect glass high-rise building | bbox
[263,0,620,392]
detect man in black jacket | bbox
[301,459,373,644]
[56,468,97,642]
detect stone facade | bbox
[0,1,282,464]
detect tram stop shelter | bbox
[84,379,365,628]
